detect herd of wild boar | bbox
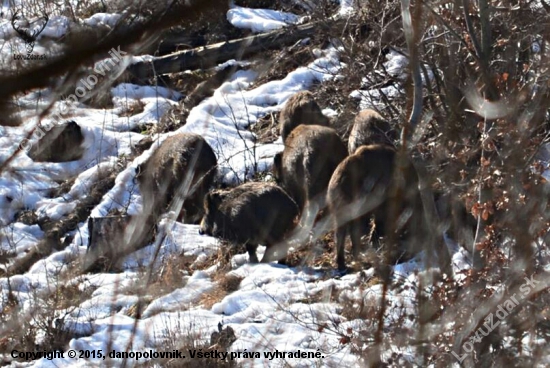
[133,90,474,272]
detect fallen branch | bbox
[129,19,344,79]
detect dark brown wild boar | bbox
[137,133,217,224]
[348,109,397,154]
[279,91,329,142]
[199,182,299,264]
[327,144,424,271]
[273,124,347,223]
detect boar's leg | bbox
[246,243,259,263]
[302,200,320,229]
[349,218,364,259]
[370,214,386,250]
[260,243,275,263]
[260,243,288,265]
[277,245,288,265]
[335,224,347,271]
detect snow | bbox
[40,15,70,39]
[0,35,360,365]
[350,49,434,110]
[178,46,343,184]
[0,223,44,260]
[144,271,214,317]
[227,6,302,33]
[83,13,122,28]
[338,0,355,16]
[0,2,487,367]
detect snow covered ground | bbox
[0,2,476,367]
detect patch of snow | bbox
[40,15,70,39]
[112,83,182,101]
[83,13,122,28]
[227,6,302,33]
[338,0,355,16]
[144,271,214,317]
[0,223,44,260]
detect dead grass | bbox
[141,316,237,368]
[150,70,210,135]
[0,271,91,362]
[48,175,78,199]
[218,273,243,293]
[197,240,247,273]
[193,241,247,309]
[116,246,245,314]
[152,102,188,135]
[313,75,361,143]
[250,112,278,144]
[199,287,228,310]
[120,254,197,302]
[201,273,244,310]
[284,228,378,272]
[253,46,317,87]
[152,254,195,294]
[54,278,95,310]
[119,99,146,118]
[339,286,381,321]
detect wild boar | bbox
[137,133,217,224]
[348,109,397,154]
[279,91,329,142]
[199,182,299,264]
[273,124,347,223]
[327,144,424,270]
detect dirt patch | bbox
[149,254,196,297]
[14,210,40,226]
[253,46,317,87]
[285,232,336,269]
[119,99,146,118]
[201,273,244,310]
[0,249,16,265]
[48,176,78,199]
[313,77,361,144]
[153,104,188,135]
[233,0,290,10]
[284,228,380,273]
[250,112,278,144]
[131,136,154,157]
[162,70,209,96]
[154,66,240,135]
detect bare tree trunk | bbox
[129,20,343,78]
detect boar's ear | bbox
[205,191,222,209]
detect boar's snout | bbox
[198,217,210,236]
